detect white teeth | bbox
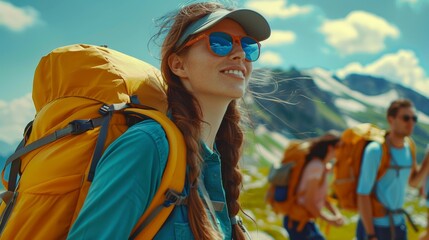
[223,70,244,78]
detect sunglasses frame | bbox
[399,114,418,123]
[183,31,261,62]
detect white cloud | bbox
[245,0,312,18]
[259,51,283,66]
[0,1,39,31]
[0,94,35,144]
[263,30,296,46]
[336,50,429,96]
[320,11,399,55]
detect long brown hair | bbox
[154,2,246,240]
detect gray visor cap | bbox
[176,9,271,48]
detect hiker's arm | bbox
[358,194,376,237]
[409,152,429,188]
[325,199,342,218]
[302,178,341,226]
[68,123,169,239]
[356,142,382,238]
[324,199,344,226]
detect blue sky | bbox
[0,0,428,145]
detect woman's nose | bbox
[229,41,246,61]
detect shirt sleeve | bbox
[67,121,169,239]
[357,141,382,195]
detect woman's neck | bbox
[198,97,230,150]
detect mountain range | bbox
[250,67,429,161]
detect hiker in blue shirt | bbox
[356,99,427,240]
[68,2,271,240]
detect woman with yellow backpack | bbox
[67,2,271,240]
[283,132,345,240]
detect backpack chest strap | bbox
[386,165,412,177]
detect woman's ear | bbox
[168,53,188,78]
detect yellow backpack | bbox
[0,44,186,239]
[266,140,314,231]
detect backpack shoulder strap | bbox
[125,108,186,240]
[406,137,417,172]
[377,136,416,180]
[376,140,390,180]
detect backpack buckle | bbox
[164,189,187,207]
[98,104,111,115]
[70,120,95,135]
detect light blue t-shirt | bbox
[67,119,232,239]
[357,141,413,227]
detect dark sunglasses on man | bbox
[399,114,418,123]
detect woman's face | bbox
[170,18,253,103]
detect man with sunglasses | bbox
[356,98,426,240]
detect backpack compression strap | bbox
[128,189,187,240]
[129,182,227,239]
[87,103,129,181]
[0,116,105,233]
[1,117,105,187]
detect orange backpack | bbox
[0,44,186,239]
[332,123,416,217]
[266,140,314,231]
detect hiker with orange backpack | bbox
[356,99,426,240]
[266,131,345,240]
[282,132,345,240]
[65,2,271,240]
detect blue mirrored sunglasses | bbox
[184,32,261,62]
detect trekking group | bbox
[0,1,428,240]
[267,99,429,240]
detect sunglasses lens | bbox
[402,115,418,122]
[209,32,233,57]
[208,32,260,61]
[241,36,260,61]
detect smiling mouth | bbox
[222,69,244,78]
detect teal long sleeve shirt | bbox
[67,119,232,239]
